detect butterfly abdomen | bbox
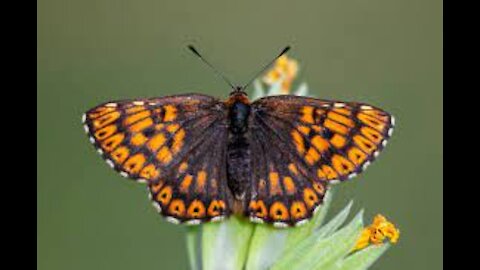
[227,99,252,201]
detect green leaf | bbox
[316,200,354,238]
[284,189,334,249]
[270,206,362,270]
[333,244,391,270]
[266,80,283,96]
[202,216,255,270]
[293,82,309,96]
[309,211,365,270]
[245,225,289,270]
[252,79,265,100]
[186,226,201,270]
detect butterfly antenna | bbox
[242,46,291,90]
[187,45,236,89]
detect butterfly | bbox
[82,47,395,228]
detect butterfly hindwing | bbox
[251,95,395,183]
[148,116,232,224]
[248,119,327,227]
[83,93,233,224]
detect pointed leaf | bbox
[294,82,309,96]
[285,189,334,248]
[186,226,201,270]
[270,206,359,270]
[316,200,353,238]
[327,244,390,270]
[266,80,283,96]
[202,216,255,270]
[252,80,265,100]
[245,225,288,270]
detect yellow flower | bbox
[352,214,400,251]
[262,55,299,94]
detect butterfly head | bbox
[229,86,248,97]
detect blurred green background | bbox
[38,0,442,269]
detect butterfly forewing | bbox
[83,93,233,224]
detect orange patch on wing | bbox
[311,135,330,152]
[208,200,226,217]
[130,118,153,133]
[300,106,315,124]
[321,165,339,180]
[126,106,145,114]
[123,153,146,174]
[270,202,289,220]
[196,171,207,193]
[357,113,386,132]
[328,111,355,127]
[147,133,166,151]
[157,186,173,205]
[313,182,325,194]
[330,134,346,149]
[166,124,180,133]
[93,111,120,129]
[157,146,173,164]
[88,107,116,119]
[297,125,311,135]
[283,176,296,195]
[303,188,319,209]
[269,172,282,195]
[353,135,376,154]
[288,163,299,175]
[332,154,355,175]
[291,130,305,154]
[172,128,185,154]
[179,174,193,193]
[140,164,159,180]
[305,147,321,165]
[178,162,188,173]
[332,108,351,116]
[168,199,186,217]
[362,109,389,122]
[94,124,117,141]
[324,119,349,135]
[130,133,148,146]
[311,125,323,133]
[317,168,326,179]
[110,146,129,163]
[290,201,307,219]
[124,111,151,126]
[187,200,206,218]
[348,147,368,165]
[101,133,125,152]
[151,180,164,193]
[163,105,177,122]
[361,126,383,143]
[249,200,268,218]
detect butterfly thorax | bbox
[226,92,252,202]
